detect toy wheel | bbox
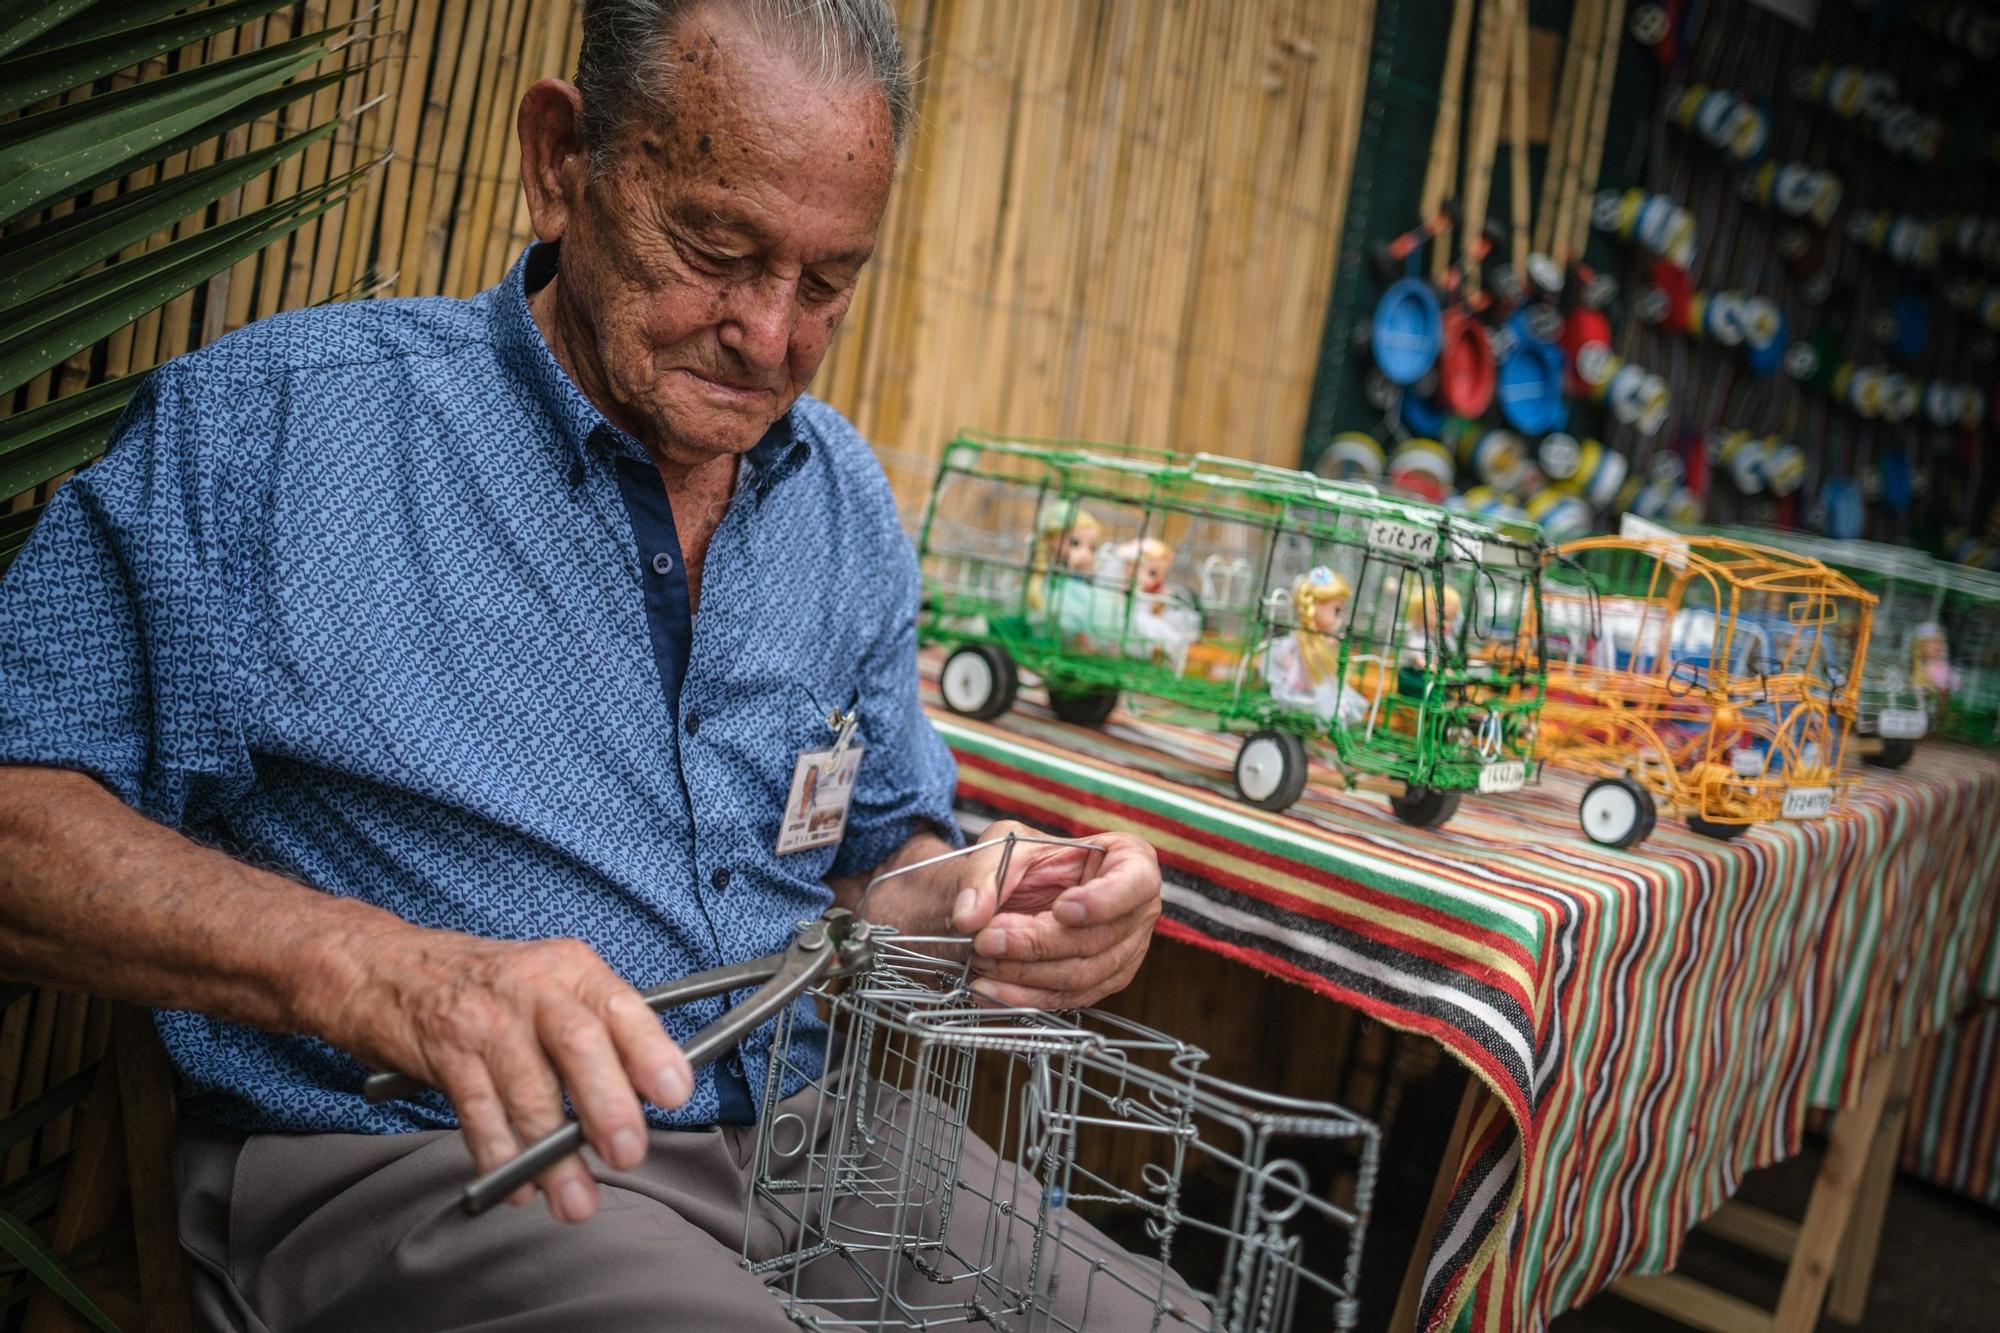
[940,644,1017,721]
[1687,813,1749,841]
[1579,777,1656,848]
[1047,685,1119,727]
[1389,785,1462,829]
[1234,731,1309,812]
[1862,737,1917,769]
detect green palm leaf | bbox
[0,172,362,397]
[0,0,97,62]
[0,120,340,311]
[0,28,335,226]
[0,1207,121,1332]
[0,371,150,499]
[0,0,301,117]
[67,64,362,203]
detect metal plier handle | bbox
[360,908,878,1215]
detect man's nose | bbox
[716,273,797,372]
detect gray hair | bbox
[576,0,913,168]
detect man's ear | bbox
[518,79,588,244]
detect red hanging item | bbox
[1438,309,1497,418]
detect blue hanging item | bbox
[1879,447,1913,510]
[1888,293,1930,363]
[1371,275,1444,385]
[1399,388,1446,438]
[1819,476,1865,539]
[1496,332,1569,434]
[1745,309,1787,378]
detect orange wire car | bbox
[1533,529,1876,846]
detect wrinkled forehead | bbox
[602,6,896,202]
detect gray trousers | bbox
[173,1088,1197,1332]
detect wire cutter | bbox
[360,907,880,1215]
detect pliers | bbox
[360,908,880,1214]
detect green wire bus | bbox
[915,432,1549,826]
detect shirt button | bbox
[651,551,675,575]
[684,711,701,736]
[711,866,731,890]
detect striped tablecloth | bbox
[1901,1001,2000,1209]
[924,679,2000,1333]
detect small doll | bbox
[1401,580,1464,664]
[1111,537,1201,664]
[1027,503,1101,613]
[1265,567,1367,725]
[1911,621,1953,696]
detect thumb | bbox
[951,823,1029,932]
[950,862,998,934]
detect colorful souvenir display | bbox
[921,432,1549,827]
[1534,521,1876,845]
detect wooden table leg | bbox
[1607,1041,1919,1333]
[1770,1043,1909,1333]
[1389,1080,1478,1332]
[1823,1042,1918,1325]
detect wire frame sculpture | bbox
[1536,531,1876,831]
[735,842,1378,1332]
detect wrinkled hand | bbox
[321,929,693,1224]
[947,820,1162,1008]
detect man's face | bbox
[550,8,896,462]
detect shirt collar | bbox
[490,243,807,491]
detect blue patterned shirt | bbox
[0,245,962,1134]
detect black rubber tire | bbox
[1862,737,1917,769]
[1687,813,1749,841]
[1233,730,1310,812]
[1047,685,1120,727]
[938,644,1018,722]
[1578,776,1656,849]
[1389,785,1462,829]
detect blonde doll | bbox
[1265,567,1366,724]
[1027,503,1101,613]
[1401,580,1464,664]
[1111,536,1201,663]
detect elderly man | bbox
[0,0,1166,1327]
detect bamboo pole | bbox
[1566,0,1628,262]
[1507,1,1531,276]
[1423,0,1476,283]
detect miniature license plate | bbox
[1877,709,1926,739]
[1478,760,1527,793]
[1368,519,1440,560]
[1781,786,1833,819]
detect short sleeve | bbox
[0,365,253,827]
[829,533,964,880]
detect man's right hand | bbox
[313,927,694,1223]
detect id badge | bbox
[776,746,863,854]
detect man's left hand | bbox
[946,820,1161,1009]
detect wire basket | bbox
[736,932,1379,1331]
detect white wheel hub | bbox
[942,651,995,713]
[1236,736,1287,801]
[1582,783,1641,842]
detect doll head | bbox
[1912,621,1951,692]
[1293,566,1353,635]
[1134,538,1175,594]
[1403,581,1464,636]
[1034,502,1101,575]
